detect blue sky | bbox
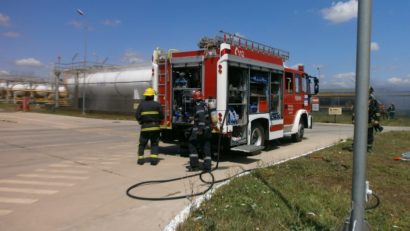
[1,0,409,90]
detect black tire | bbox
[251,123,265,146]
[291,120,304,142]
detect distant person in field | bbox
[368,94,382,152]
[387,103,396,120]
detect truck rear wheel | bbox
[291,120,304,142]
[251,123,265,146]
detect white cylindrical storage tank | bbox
[65,66,152,113]
[0,82,7,91]
[58,86,67,97]
[0,82,7,98]
[34,84,51,97]
[12,83,29,97]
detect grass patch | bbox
[312,111,410,127]
[177,131,410,231]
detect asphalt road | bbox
[0,112,406,231]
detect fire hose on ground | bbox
[126,109,254,201]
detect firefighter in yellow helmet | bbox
[135,87,164,165]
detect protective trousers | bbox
[188,126,211,171]
[138,130,160,164]
[367,126,374,151]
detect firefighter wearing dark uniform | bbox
[368,94,381,152]
[135,88,164,165]
[387,103,396,120]
[188,90,212,172]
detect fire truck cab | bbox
[152,32,319,153]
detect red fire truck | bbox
[152,32,319,153]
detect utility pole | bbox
[77,8,88,115]
[77,9,87,65]
[54,70,61,111]
[345,0,373,230]
[53,57,61,111]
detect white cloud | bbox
[0,13,10,27]
[102,19,121,27]
[0,70,10,75]
[122,50,145,64]
[371,42,379,51]
[330,72,356,88]
[387,76,410,85]
[3,31,20,38]
[15,58,43,67]
[321,0,358,24]
[334,72,355,80]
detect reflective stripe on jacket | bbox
[135,100,164,131]
[188,101,211,141]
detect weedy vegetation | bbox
[177,131,410,231]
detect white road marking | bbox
[0,187,58,195]
[104,158,121,161]
[76,157,99,160]
[48,164,91,169]
[18,174,89,180]
[0,179,75,187]
[26,140,112,148]
[0,197,38,204]
[110,154,134,158]
[99,162,119,165]
[76,157,121,161]
[0,209,13,216]
[35,168,88,174]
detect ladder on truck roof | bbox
[220,30,290,61]
[157,55,170,123]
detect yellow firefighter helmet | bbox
[143,87,156,96]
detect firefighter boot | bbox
[188,154,200,171]
[137,156,145,165]
[150,154,159,166]
[203,156,212,172]
[367,144,373,153]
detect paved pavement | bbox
[0,112,408,231]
